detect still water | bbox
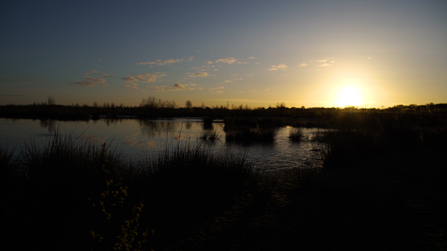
[0,118,327,172]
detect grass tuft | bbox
[288,127,303,142]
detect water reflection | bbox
[39,119,57,133]
[138,119,178,138]
[0,118,328,172]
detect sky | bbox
[1,0,447,108]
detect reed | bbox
[288,127,303,142]
[199,129,220,141]
[1,132,258,250]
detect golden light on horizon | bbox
[336,86,362,107]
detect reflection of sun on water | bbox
[336,87,362,107]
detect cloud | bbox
[188,72,209,78]
[318,63,332,67]
[224,77,243,83]
[151,85,166,92]
[73,77,107,87]
[151,83,196,92]
[316,59,327,63]
[135,58,183,66]
[124,83,139,90]
[248,56,256,59]
[207,61,214,65]
[212,69,218,71]
[188,56,194,62]
[299,63,308,67]
[268,64,288,71]
[216,57,238,64]
[169,83,186,91]
[85,70,114,77]
[84,70,99,75]
[122,73,166,83]
[209,86,224,91]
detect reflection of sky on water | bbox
[0,118,327,172]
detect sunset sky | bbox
[1,0,446,108]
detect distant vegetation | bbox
[1,96,447,126]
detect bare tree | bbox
[185,100,192,109]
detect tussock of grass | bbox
[288,127,303,142]
[0,133,261,251]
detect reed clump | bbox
[199,129,220,141]
[0,132,260,251]
[288,127,303,142]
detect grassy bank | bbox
[0,134,272,251]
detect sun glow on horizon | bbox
[336,86,362,107]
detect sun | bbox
[336,86,362,107]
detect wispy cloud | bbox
[84,70,99,74]
[299,63,308,67]
[151,85,166,92]
[152,82,197,92]
[188,56,194,62]
[135,58,183,66]
[123,83,139,90]
[73,76,107,87]
[209,86,224,94]
[215,57,247,64]
[268,64,288,71]
[248,56,256,59]
[170,83,186,91]
[216,57,238,64]
[84,70,114,77]
[188,72,209,78]
[315,58,335,67]
[122,73,166,83]
[224,77,243,83]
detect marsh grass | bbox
[288,127,303,142]
[0,132,261,250]
[199,129,220,141]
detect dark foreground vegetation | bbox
[1,99,447,250]
[1,134,266,250]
